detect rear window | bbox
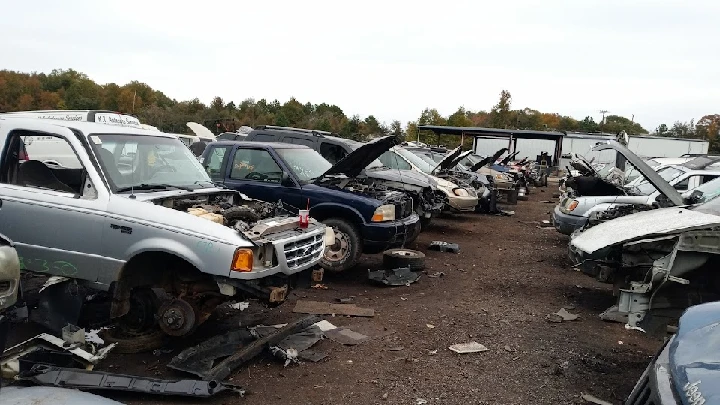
[250,133,277,142]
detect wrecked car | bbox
[625,301,720,405]
[200,138,420,272]
[243,126,445,229]
[0,117,329,339]
[569,186,720,335]
[553,142,720,235]
[464,150,521,205]
[393,147,479,212]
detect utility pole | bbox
[132,90,137,113]
[599,110,609,132]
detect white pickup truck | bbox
[0,116,329,337]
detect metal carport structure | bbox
[417,125,565,168]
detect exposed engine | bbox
[318,177,423,219]
[585,203,655,229]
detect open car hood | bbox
[570,207,720,254]
[592,141,684,206]
[500,151,520,165]
[321,135,401,178]
[431,148,472,174]
[186,122,216,140]
[366,168,431,188]
[471,148,508,172]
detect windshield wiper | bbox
[116,183,194,193]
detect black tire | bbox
[543,174,549,187]
[506,189,518,205]
[419,216,432,230]
[382,249,426,271]
[405,221,421,244]
[102,328,165,354]
[320,218,362,272]
[117,288,159,334]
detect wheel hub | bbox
[325,228,349,262]
[158,299,197,336]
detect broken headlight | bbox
[371,204,396,222]
[453,188,470,197]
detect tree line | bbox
[1,69,718,150]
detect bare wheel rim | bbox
[324,228,350,262]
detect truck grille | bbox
[283,233,324,269]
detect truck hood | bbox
[365,168,432,188]
[470,148,508,172]
[668,302,720,404]
[570,207,720,254]
[186,122,216,141]
[592,141,684,206]
[431,147,469,174]
[322,135,401,178]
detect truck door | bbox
[221,147,290,205]
[0,125,109,283]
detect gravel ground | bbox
[5,182,663,404]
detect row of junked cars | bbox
[0,110,544,344]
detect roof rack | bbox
[253,125,335,136]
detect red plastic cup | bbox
[299,210,309,228]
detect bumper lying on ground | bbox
[363,214,420,254]
[551,205,588,235]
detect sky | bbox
[2,0,719,132]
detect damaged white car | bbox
[569,144,720,335]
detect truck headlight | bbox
[371,204,396,222]
[453,188,469,197]
[231,248,254,272]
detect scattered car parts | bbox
[368,267,421,286]
[428,241,460,253]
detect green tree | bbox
[578,116,600,132]
[489,90,512,128]
[64,78,102,109]
[391,120,403,136]
[603,115,647,134]
[654,123,669,135]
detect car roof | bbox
[209,140,310,149]
[0,117,175,139]
[251,125,362,148]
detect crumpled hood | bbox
[669,302,720,404]
[470,148,508,172]
[570,207,720,254]
[322,135,401,178]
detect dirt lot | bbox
[6,183,663,404]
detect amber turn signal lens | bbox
[568,200,579,211]
[231,248,253,272]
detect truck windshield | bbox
[396,148,434,173]
[88,134,214,192]
[635,166,685,195]
[276,148,333,181]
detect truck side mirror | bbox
[281,172,295,187]
[684,190,703,205]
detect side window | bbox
[379,151,412,170]
[702,175,718,184]
[674,176,692,191]
[230,149,282,183]
[203,146,231,180]
[251,133,277,142]
[320,142,347,164]
[4,131,86,195]
[286,137,315,148]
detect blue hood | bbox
[669,301,720,404]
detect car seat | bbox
[17,160,75,193]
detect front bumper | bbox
[551,205,588,235]
[447,195,479,212]
[228,223,327,280]
[624,338,679,404]
[363,213,420,254]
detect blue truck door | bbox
[221,147,302,207]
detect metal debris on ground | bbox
[271,325,325,365]
[61,324,85,345]
[204,315,320,381]
[546,308,580,323]
[368,267,421,286]
[581,393,614,405]
[336,297,354,304]
[168,330,256,378]
[293,300,375,317]
[18,364,244,397]
[229,301,250,311]
[416,398,428,404]
[312,320,338,332]
[311,284,329,290]
[85,329,106,345]
[427,271,445,278]
[311,268,324,282]
[324,328,369,346]
[298,350,328,363]
[153,349,173,356]
[426,324,435,329]
[387,346,404,351]
[448,342,489,354]
[428,241,460,253]
[1,333,116,378]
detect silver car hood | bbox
[116,186,236,202]
[571,207,720,254]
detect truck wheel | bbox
[382,249,425,271]
[506,189,518,205]
[320,218,362,272]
